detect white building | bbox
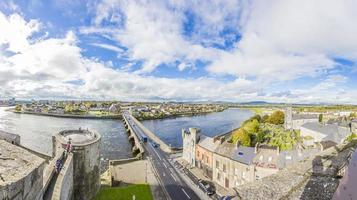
[284,107,319,130]
[300,122,350,144]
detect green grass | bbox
[95,184,153,200]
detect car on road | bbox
[198,179,215,196]
[151,142,159,148]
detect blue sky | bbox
[0,0,356,103]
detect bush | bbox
[346,133,357,142]
[267,111,285,125]
[230,128,251,146]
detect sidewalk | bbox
[171,157,213,200]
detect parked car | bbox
[198,179,215,196]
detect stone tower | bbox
[54,129,101,200]
[284,107,293,130]
[182,128,200,167]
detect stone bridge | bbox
[123,114,178,154]
[122,114,145,158]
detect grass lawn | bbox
[95,184,153,200]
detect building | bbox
[182,127,322,193]
[213,142,256,189]
[53,129,101,200]
[284,107,319,130]
[182,128,200,167]
[300,122,350,144]
[195,135,220,179]
[0,140,45,200]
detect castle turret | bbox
[182,128,200,167]
[284,107,293,130]
[53,129,101,200]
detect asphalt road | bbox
[124,114,201,200]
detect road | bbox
[124,114,201,200]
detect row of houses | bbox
[182,128,322,193]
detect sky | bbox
[0,0,356,104]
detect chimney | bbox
[255,142,259,154]
[236,141,241,149]
[220,137,225,144]
[297,143,302,156]
[276,146,280,155]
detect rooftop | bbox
[292,114,319,120]
[57,129,100,145]
[0,140,45,185]
[301,122,350,143]
[197,135,219,152]
[215,141,256,165]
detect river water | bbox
[0,107,253,160]
[142,108,254,147]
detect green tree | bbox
[242,119,260,134]
[14,104,22,112]
[267,111,285,125]
[230,128,251,146]
[261,114,269,123]
[318,114,323,122]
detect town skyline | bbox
[1,0,357,104]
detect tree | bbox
[14,104,22,112]
[318,114,323,123]
[250,114,262,123]
[267,111,285,125]
[230,128,251,146]
[261,114,269,123]
[242,119,260,134]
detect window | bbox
[197,151,200,158]
[217,173,221,181]
[238,151,244,156]
[242,171,246,179]
[216,160,219,168]
[235,168,239,176]
[259,155,263,161]
[268,156,272,162]
[223,164,226,172]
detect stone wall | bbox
[0,130,20,145]
[0,162,45,200]
[55,154,74,200]
[72,139,101,200]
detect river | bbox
[142,108,254,147]
[0,107,253,160]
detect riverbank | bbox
[11,110,122,119]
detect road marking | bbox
[170,172,177,182]
[152,146,162,160]
[181,188,191,199]
[163,162,167,168]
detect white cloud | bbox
[84,0,222,73]
[1,2,357,104]
[208,0,357,81]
